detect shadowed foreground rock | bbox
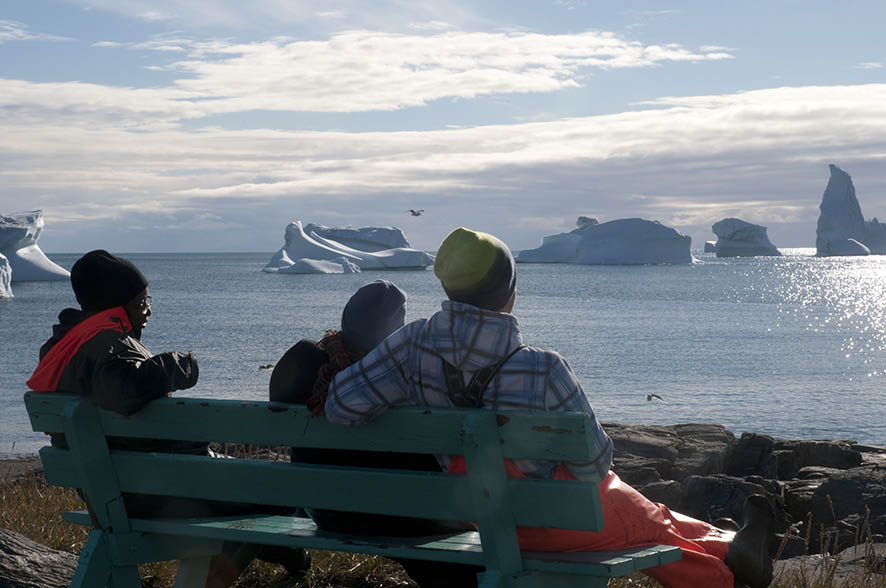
[0,528,76,588]
[605,422,886,558]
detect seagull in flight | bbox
[407,209,424,216]
[646,393,664,402]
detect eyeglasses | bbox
[140,296,153,312]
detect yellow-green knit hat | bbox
[434,227,516,311]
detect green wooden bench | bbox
[24,391,680,588]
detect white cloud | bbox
[49,30,734,118]
[855,62,883,70]
[3,82,886,248]
[0,20,72,44]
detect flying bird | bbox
[646,393,664,402]
[407,209,424,216]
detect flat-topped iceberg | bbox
[0,210,70,281]
[518,217,691,265]
[278,257,361,275]
[0,253,11,298]
[264,221,433,273]
[712,218,781,257]
[815,164,886,256]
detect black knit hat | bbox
[71,250,149,312]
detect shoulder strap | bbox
[442,345,526,408]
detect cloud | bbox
[855,62,883,70]
[0,20,73,44]
[28,29,734,120]
[3,82,886,249]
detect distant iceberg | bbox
[816,164,884,256]
[264,221,433,273]
[712,218,781,257]
[0,253,12,298]
[0,210,70,282]
[518,217,692,265]
[704,241,717,253]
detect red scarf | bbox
[27,306,133,393]
[306,330,355,416]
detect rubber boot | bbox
[724,494,775,588]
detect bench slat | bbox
[64,511,676,576]
[43,449,605,531]
[24,394,601,462]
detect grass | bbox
[1,468,883,588]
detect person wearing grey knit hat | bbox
[340,279,407,354]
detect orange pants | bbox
[450,459,735,588]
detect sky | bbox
[1,1,885,253]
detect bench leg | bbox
[173,557,212,588]
[109,564,142,588]
[71,530,112,588]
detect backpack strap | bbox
[442,345,526,408]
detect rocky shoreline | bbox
[603,422,886,559]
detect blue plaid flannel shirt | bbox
[325,300,613,482]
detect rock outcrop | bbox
[0,211,69,282]
[264,221,434,273]
[712,218,781,257]
[816,164,886,256]
[518,217,692,265]
[604,422,886,558]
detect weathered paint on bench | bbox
[24,392,681,588]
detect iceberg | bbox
[704,241,717,253]
[278,257,362,275]
[0,253,12,298]
[264,221,433,273]
[816,165,872,256]
[712,218,781,257]
[0,210,70,281]
[516,217,598,263]
[302,224,409,252]
[518,217,691,265]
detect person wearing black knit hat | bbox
[28,250,310,587]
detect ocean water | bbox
[2,250,885,456]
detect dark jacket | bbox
[271,339,466,536]
[37,307,201,453]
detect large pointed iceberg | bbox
[518,217,691,265]
[0,253,12,298]
[712,218,781,257]
[0,210,70,281]
[264,221,433,273]
[815,164,886,256]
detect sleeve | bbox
[90,338,199,416]
[324,324,417,425]
[545,353,613,482]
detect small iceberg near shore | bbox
[0,253,12,298]
[712,218,781,257]
[264,221,434,274]
[0,210,70,285]
[518,217,692,265]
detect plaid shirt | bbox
[326,300,613,482]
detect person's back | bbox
[325,228,777,588]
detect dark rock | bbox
[773,440,862,471]
[679,474,772,523]
[809,468,886,550]
[640,481,683,509]
[0,528,76,588]
[726,433,777,478]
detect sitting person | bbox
[269,279,464,536]
[27,249,308,588]
[324,228,776,588]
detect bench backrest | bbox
[25,392,605,574]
